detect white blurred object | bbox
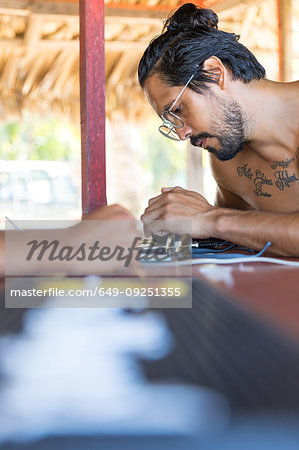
[0,306,230,442]
[0,160,81,225]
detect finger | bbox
[145,194,171,213]
[148,192,164,207]
[143,218,185,237]
[147,189,186,211]
[144,190,199,217]
[161,186,207,202]
[161,186,183,193]
[143,193,186,220]
[142,202,192,226]
[141,205,165,224]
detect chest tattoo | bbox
[271,157,295,170]
[237,163,253,180]
[236,149,299,199]
[274,170,299,191]
[237,164,273,197]
[253,170,273,197]
[270,147,299,170]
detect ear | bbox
[202,56,226,90]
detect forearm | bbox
[4,228,70,276]
[205,208,299,257]
[3,219,139,277]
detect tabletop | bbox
[192,260,299,341]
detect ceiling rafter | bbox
[0,0,265,20]
[0,37,148,51]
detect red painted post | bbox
[80,0,107,215]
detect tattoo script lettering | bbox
[271,157,295,170]
[271,147,299,170]
[237,163,253,180]
[274,170,299,191]
[253,170,272,197]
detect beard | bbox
[190,97,246,161]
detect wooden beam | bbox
[0,0,266,20]
[239,5,258,42]
[105,4,168,21]
[105,16,162,26]
[0,38,152,51]
[0,0,79,17]
[24,15,42,52]
[0,38,79,49]
[80,0,107,214]
[277,0,293,81]
[105,40,149,51]
[213,0,264,13]
[0,0,163,21]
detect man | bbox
[139,3,299,257]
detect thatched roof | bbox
[0,0,296,123]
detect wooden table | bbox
[193,261,299,341]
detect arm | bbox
[141,187,299,257]
[2,205,138,277]
[213,185,299,255]
[208,207,299,257]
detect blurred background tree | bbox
[0,111,80,161]
[140,120,187,194]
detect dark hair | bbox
[138,3,265,92]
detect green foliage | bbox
[0,112,80,161]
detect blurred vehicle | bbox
[0,160,81,225]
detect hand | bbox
[82,204,135,221]
[71,204,139,275]
[141,186,216,239]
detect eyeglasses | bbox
[159,73,195,141]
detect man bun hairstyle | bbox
[164,3,218,33]
[138,3,265,92]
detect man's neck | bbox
[231,78,299,162]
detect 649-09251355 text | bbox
[9,286,183,298]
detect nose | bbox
[176,125,192,141]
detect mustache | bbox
[190,133,214,146]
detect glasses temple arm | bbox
[169,73,195,111]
